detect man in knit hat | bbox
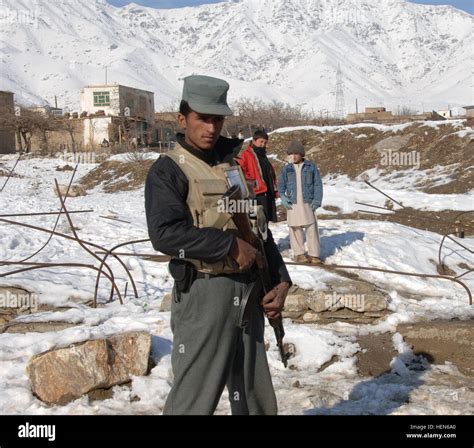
[278,140,323,264]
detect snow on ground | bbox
[271,120,470,136]
[320,166,473,214]
[107,153,159,163]
[0,155,472,415]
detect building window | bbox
[93,92,110,107]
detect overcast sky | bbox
[108,0,473,14]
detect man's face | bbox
[178,111,225,151]
[290,153,303,163]
[253,138,268,149]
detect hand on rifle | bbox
[261,281,290,319]
[230,237,257,271]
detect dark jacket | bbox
[145,134,291,287]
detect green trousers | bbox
[163,273,278,415]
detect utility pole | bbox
[334,64,345,119]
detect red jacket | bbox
[237,145,279,196]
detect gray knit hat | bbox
[287,140,305,156]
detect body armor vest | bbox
[166,144,250,274]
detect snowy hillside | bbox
[0,0,472,112]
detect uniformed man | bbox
[145,75,291,415]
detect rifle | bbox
[223,185,292,367]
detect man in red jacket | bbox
[236,130,278,222]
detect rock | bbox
[302,312,320,323]
[323,309,365,320]
[0,286,37,330]
[284,294,308,313]
[26,331,151,405]
[321,310,378,324]
[292,380,301,388]
[160,294,172,312]
[364,311,388,318]
[56,165,74,172]
[106,332,151,384]
[351,294,388,312]
[373,134,413,153]
[55,184,87,198]
[4,321,77,334]
[282,294,308,319]
[305,293,329,313]
[27,340,109,405]
[305,291,344,313]
[0,286,36,312]
[0,309,16,327]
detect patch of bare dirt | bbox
[356,319,474,378]
[317,207,474,236]
[269,121,473,194]
[397,320,474,377]
[357,333,398,377]
[78,122,472,195]
[79,159,155,193]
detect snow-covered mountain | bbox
[0,0,472,113]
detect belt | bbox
[195,271,215,280]
[194,269,257,282]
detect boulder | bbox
[305,291,344,313]
[0,286,37,330]
[26,331,151,405]
[284,294,308,313]
[349,294,388,312]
